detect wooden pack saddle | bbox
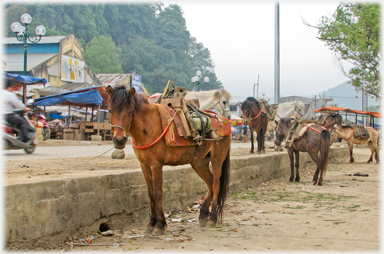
[156,98,231,146]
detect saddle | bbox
[155,86,231,146]
[351,125,370,140]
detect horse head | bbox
[107,85,137,149]
[214,90,232,119]
[241,97,261,124]
[274,118,294,145]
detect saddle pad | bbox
[205,110,232,137]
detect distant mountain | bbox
[320,82,379,110]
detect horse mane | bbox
[217,89,233,101]
[242,97,260,111]
[108,85,148,113]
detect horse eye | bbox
[222,101,226,105]
[108,110,112,114]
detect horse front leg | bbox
[140,163,157,233]
[150,164,167,235]
[294,150,300,182]
[287,148,295,182]
[250,127,255,154]
[348,142,354,163]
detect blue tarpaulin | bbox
[32,86,103,107]
[4,72,47,85]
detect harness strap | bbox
[250,110,262,120]
[305,124,326,134]
[131,104,177,149]
[345,130,355,141]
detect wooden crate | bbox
[73,130,85,140]
[63,132,74,140]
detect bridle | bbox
[110,111,133,138]
[241,102,262,124]
[213,93,231,116]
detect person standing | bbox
[243,125,248,143]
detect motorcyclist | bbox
[3,79,31,142]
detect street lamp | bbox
[191,70,209,91]
[11,13,46,103]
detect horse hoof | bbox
[144,227,153,234]
[312,181,317,185]
[318,182,323,186]
[199,219,208,227]
[152,228,165,235]
[289,179,293,182]
[207,220,217,227]
[256,151,261,154]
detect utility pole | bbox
[253,75,259,99]
[274,2,280,104]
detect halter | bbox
[241,102,262,124]
[110,111,133,138]
[212,93,230,116]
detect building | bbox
[3,34,101,98]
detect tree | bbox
[84,35,123,74]
[305,3,381,101]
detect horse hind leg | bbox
[367,141,374,163]
[191,156,213,227]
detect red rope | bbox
[305,125,322,134]
[250,110,262,120]
[345,130,355,141]
[131,104,176,149]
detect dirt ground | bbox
[4,143,381,252]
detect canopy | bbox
[314,106,381,119]
[3,72,47,86]
[32,86,103,107]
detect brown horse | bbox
[107,85,231,235]
[275,118,331,185]
[316,113,343,129]
[335,125,380,163]
[241,97,269,154]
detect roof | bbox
[32,86,103,107]
[3,36,67,45]
[3,53,58,72]
[96,73,131,87]
[314,106,381,119]
[4,72,47,86]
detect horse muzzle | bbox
[241,116,250,125]
[113,136,127,149]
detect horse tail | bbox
[217,148,230,222]
[320,130,331,174]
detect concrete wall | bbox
[5,148,347,249]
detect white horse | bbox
[266,101,307,130]
[147,89,232,119]
[184,89,232,119]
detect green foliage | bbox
[3,3,222,93]
[84,35,123,74]
[316,2,381,101]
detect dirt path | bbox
[58,147,380,252]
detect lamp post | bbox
[191,70,209,91]
[11,13,46,104]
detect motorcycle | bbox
[3,109,37,154]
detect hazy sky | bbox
[167,1,351,103]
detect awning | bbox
[32,86,103,107]
[3,72,47,86]
[314,106,381,119]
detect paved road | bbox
[2,142,255,162]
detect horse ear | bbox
[107,85,113,96]
[128,87,136,97]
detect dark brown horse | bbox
[107,85,231,235]
[275,118,331,185]
[316,113,343,129]
[241,97,269,154]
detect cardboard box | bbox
[69,123,80,129]
[63,132,73,140]
[73,130,85,140]
[36,135,44,141]
[63,129,74,133]
[36,127,43,135]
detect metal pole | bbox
[257,75,259,99]
[23,26,28,104]
[274,2,280,104]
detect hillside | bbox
[320,81,379,110]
